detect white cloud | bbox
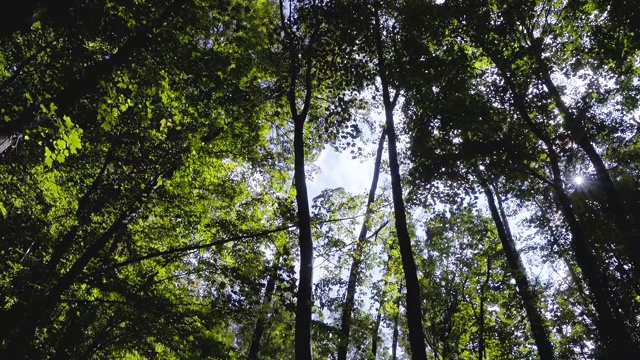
[308,146,376,200]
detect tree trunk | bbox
[292,97,314,360]
[392,287,402,360]
[489,60,640,356]
[247,259,278,360]
[371,302,383,358]
[547,152,637,356]
[283,5,318,355]
[478,256,490,360]
[337,128,386,360]
[527,33,640,276]
[372,1,427,358]
[480,181,555,360]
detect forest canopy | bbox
[1,0,639,359]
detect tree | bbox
[337,128,386,360]
[371,0,428,357]
[278,1,317,356]
[480,179,555,359]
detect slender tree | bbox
[391,283,403,360]
[477,254,491,360]
[480,178,555,359]
[488,57,639,356]
[248,256,280,360]
[372,0,427,357]
[337,128,386,360]
[279,1,319,357]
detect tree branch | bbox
[106,215,366,271]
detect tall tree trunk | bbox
[292,84,314,360]
[371,302,383,358]
[373,1,427,358]
[526,30,640,276]
[392,286,402,360]
[281,2,318,356]
[546,150,637,356]
[248,258,279,360]
[337,128,386,360]
[480,180,555,360]
[488,60,640,356]
[478,256,490,360]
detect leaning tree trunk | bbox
[247,256,280,360]
[488,58,640,356]
[337,128,386,360]
[480,180,555,360]
[547,149,637,356]
[372,1,427,358]
[526,31,640,277]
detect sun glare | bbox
[573,175,584,185]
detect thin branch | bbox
[523,167,553,187]
[110,225,295,270]
[107,214,366,271]
[366,220,389,240]
[391,89,401,109]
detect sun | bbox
[573,175,584,185]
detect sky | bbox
[308,146,376,200]
[307,111,387,200]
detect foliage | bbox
[1,0,639,358]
